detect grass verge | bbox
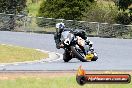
[0,44,48,63]
[0,73,131,88]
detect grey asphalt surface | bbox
[0,31,132,71]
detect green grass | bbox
[0,44,48,63]
[0,76,131,88]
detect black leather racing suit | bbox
[54,28,93,50]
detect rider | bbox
[54,22,93,51]
[54,22,66,49]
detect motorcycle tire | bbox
[63,51,72,62]
[91,56,98,61]
[71,46,88,62]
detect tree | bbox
[116,12,131,24]
[115,0,132,11]
[114,0,132,24]
[0,0,26,14]
[115,0,132,25]
[83,1,118,24]
[0,0,26,30]
[37,0,94,20]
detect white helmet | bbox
[56,22,65,29]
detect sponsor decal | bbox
[76,66,131,85]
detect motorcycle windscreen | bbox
[60,31,74,41]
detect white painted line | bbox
[42,53,63,63]
[13,63,19,66]
[0,65,5,67]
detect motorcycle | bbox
[59,29,98,62]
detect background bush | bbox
[83,1,118,24]
[37,0,94,20]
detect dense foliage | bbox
[83,2,118,24]
[0,0,27,30]
[0,0,26,14]
[37,0,94,20]
[115,0,132,24]
[115,0,132,11]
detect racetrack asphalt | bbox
[0,31,132,71]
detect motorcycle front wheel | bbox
[71,46,98,62]
[63,50,72,62]
[71,46,88,62]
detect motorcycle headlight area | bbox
[64,38,70,45]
